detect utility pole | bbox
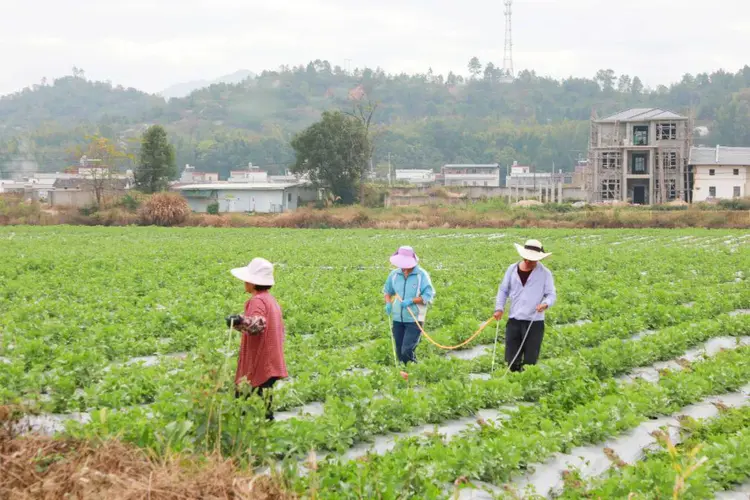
[388,152,392,186]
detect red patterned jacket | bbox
[233,292,288,387]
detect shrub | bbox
[78,204,98,216]
[119,193,143,212]
[207,202,219,215]
[717,197,750,210]
[138,193,191,226]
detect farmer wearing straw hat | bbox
[493,239,557,372]
[383,246,436,365]
[226,257,288,420]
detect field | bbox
[2,226,750,499]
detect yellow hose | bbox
[393,294,495,350]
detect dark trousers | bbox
[392,321,422,364]
[505,318,545,372]
[235,377,278,420]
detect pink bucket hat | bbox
[390,246,419,269]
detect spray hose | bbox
[392,294,495,350]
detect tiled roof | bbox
[598,108,686,122]
[689,146,750,166]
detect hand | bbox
[225,314,243,327]
[385,302,392,316]
[493,310,503,321]
[401,298,414,308]
[536,303,549,313]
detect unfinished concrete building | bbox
[585,108,693,204]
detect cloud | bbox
[1,0,749,96]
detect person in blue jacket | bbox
[383,246,436,364]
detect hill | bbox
[1,60,750,179]
[159,69,255,100]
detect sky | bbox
[2,0,749,97]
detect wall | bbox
[385,186,586,207]
[217,190,284,213]
[184,186,318,213]
[692,165,749,201]
[50,190,95,207]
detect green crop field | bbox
[2,226,750,498]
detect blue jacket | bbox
[383,266,436,323]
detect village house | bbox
[175,182,317,213]
[690,145,750,202]
[394,169,436,185]
[442,164,501,187]
[49,177,132,207]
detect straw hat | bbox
[230,258,275,286]
[514,239,551,261]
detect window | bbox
[709,186,716,197]
[287,192,292,203]
[633,125,649,145]
[601,179,621,200]
[709,169,715,176]
[601,152,621,169]
[657,123,677,140]
[632,153,647,174]
[668,179,676,200]
[662,152,677,169]
[734,169,740,176]
[734,186,742,198]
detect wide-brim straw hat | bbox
[389,246,419,269]
[230,257,275,286]
[514,239,551,261]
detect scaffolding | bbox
[585,109,692,205]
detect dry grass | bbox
[138,193,191,227]
[0,407,293,500]
[2,194,749,229]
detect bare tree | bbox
[345,96,379,204]
[72,135,133,206]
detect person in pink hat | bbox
[383,246,436,365]
[226,257,288,421]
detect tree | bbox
[72,134,133,206]
[468,57,482,79]
[290,110,370,204]
[714,90,750,146]
[484,62,499,83]
[631,76,644,95]
[617,75,632,93]
[136,125,176,193]
[345,96,379,201]
[595,69,616,92]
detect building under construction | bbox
[585,108,693,204]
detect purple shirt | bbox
[495,261,557,321]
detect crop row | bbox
[8,275,746,416]
[558,405,750,499]
[281,346,750,498]
[61,312,750,469]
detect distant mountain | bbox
[1,60,748,180]
[159,70,255,99]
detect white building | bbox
[505,162,571,188]
[394,169,435,185]
[180,165,219,183]
[442,164,500,187]
[175,183,318,213]
[229,169,268,183]
[0,180,24,194]
[690,145,750,201]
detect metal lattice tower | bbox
[500,0,514,83]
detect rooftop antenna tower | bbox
[500,0,514,83]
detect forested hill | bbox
[2,61,750,178]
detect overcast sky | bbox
[2,0,749,97]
